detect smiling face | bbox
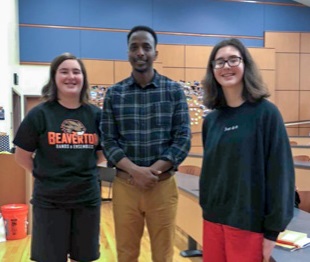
[213,45,244,91]
[128,30,158,74]
[55,59,84,100]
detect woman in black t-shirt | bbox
[14,53,105,262]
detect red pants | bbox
[203,220,263,262]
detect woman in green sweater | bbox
[199,38,295,262]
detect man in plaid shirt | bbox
[101,25,191,262]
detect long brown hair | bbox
[202,38,270,109]
[41,53,89,103]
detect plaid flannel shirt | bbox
[101,71,191,169]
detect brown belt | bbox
[116,170,174,184]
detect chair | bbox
[298,191,310,213]
[293,155,310,162]
[98,166,116,202]
[178,165,201,176]
[290,141,298,146]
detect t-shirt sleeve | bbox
[13,108,41,152]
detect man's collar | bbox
[128,70,160,88]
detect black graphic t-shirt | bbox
[13,101,102,208]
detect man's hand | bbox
[129,166,160,190]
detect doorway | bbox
[12,89,21,137]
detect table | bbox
[175,172,310,261]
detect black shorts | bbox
[31,205,100,262]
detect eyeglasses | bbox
[212,56,243,69]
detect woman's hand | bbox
[262,238,276,262]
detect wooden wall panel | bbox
[0,155,26,206]
[161,67,185,82]
[265,32,310,135]
[191,132,202,146]
[190,125,202,134]
[295,168,310,191]
[298,191,310,213]
[286,127,299,136]
[83,59,114,85]
[299,128,310,136]
[301,33,310,53]
[157,44,185,67]
[299,91,310,121]
[153,62,163,74]
[114,61,131,83]
[185,46,212,68]
[185,68,206,83]
[265,32,300,53]
[249,48,275,70]
[276,54,299,90]
[79,36,308,136]
[260,70,275,102]
[291,147,310,156]
[300,54,310,90]
[289,136,310,145]
[275,91,299,122]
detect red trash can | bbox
[1,204,28,240]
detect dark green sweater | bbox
[199,99,295,241]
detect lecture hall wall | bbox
[18,0,310,135]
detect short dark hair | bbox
[202,38,270,109]
[127,25,158,46]
[41,53,89,104]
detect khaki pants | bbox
[112,176,178,262]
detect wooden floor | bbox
[0,188,202,262]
